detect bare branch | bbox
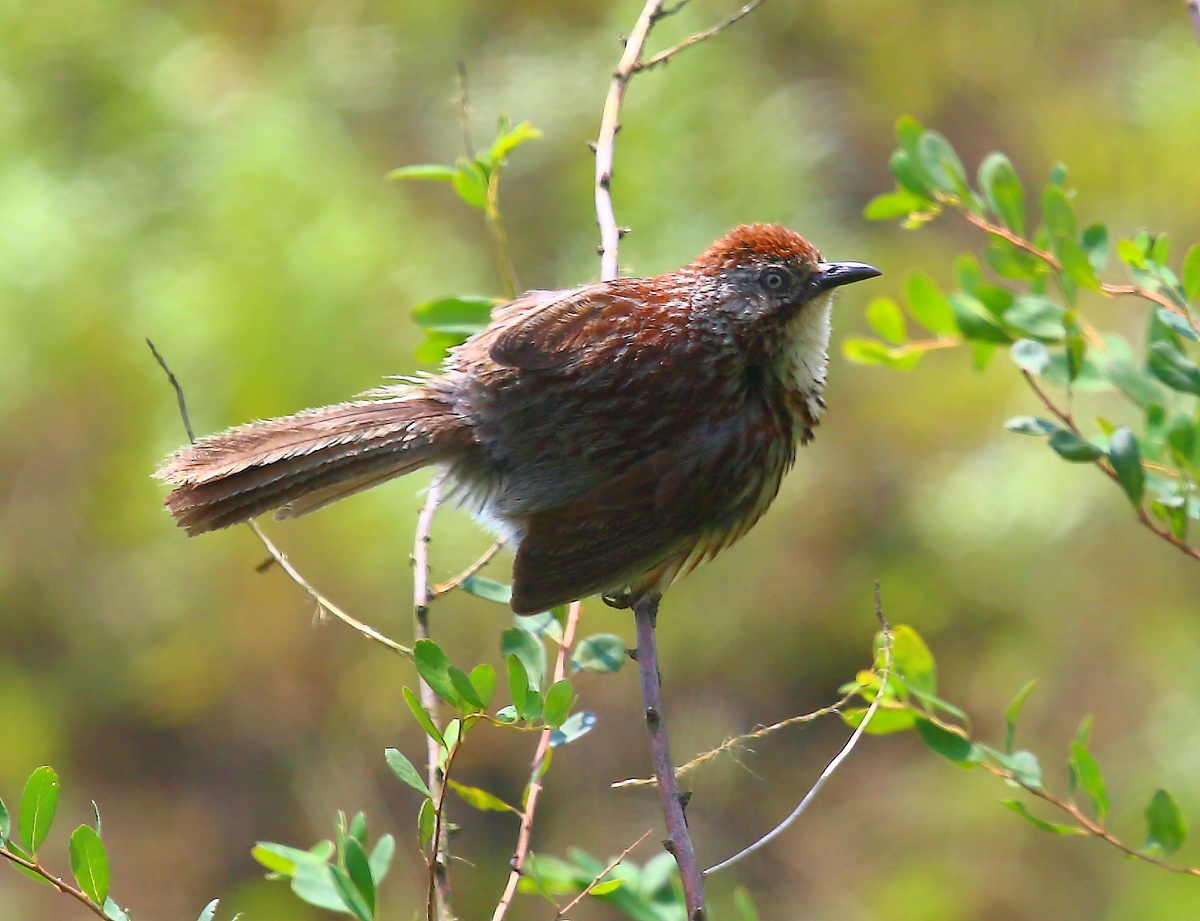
[705,591,892,875]
[413,474,455,921]
[432,540,505,597]
[593,0,666,281]
[637,0,766,72]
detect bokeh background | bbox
[3,1,1200,919]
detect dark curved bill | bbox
[809,261,882,295]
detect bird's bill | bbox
[809,261,882,295]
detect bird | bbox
[156,223,880,615]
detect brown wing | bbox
[509,414,784,614]
[485,279,659,371]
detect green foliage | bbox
[522,850,681,921]
[853,116,1200,549]
[254,815,395,921]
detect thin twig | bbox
[979,762,1200,876]
[705,588,893,875]
[413,474,454,921]
[250,521,413,657]
[146,341,414,657]
[959,211,1194,326]
[1021,371,1200,564]
[146,338,195,442]
[490,600,583,921]
[613,689,857,790]
[433,540,505,597]
[637,0,766,72]
[634,594,706,920]
[456,61,474,159]
[0,847,108,918]
[555,828,654,919]
[593,0,665,281]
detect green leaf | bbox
[196,899,221,921]
[417,799,436,851]
[414,640,461,707]
[1152,233,1170,266]
[414,331,467,365]
[486,120,542,165]
[1041,185,1075,240]
[915,718,978,763]
[452,159,489,209]
[1004,680,1037,754]
[984,239,1043,280]
[0,796,8,843]
[989,749,1044,788]
[866,297,907,345]
[888,149,933,200]
[286,861,344,912]
[368,834,395,884]
[506,654,529,718]
[410,296,494,336]
[104,898,132,921]
[571,634,627,674]
[501,627,545,690]
[590,879,625,896]
[841,707,917,734]
[448,780,519,814]
[403,687,446,747]
[550,710,598,747]
[1144,789,1188,855]
[863,189,929,221]
[1055,236,1100,290]
[978,152,1025,235]
[461,576,513,605]
[949,293,1013,344]
[1183,244,1200,302]
[1168,414,1196,463]
[1103,357,1167,409]
[386,163,457,182]
[1081,223,1110,272]
[1004,296,1066,340]
[1068,741,1109,821]
[330,863,372,921]
[891,625,936,697]
[1010,339,1051,375]
[69,825,110,906]
[20,766,59,855]
[252,841,323,875]
[448,666,486,711]
[342,835,375,917]
[1004,416,1056,436]
[542,679,574,729]
[1048,430,1103,463]
[1117,238,1147,269]
[840,338,924,370]
[1108,427,1145,506]
[1147,341,1200,395]
[917,130,968,197]
[384,748,431,799]
[1002,800,1085,835]
[469,664,496,707]
[904,272,958,337]
[734,886,761,921]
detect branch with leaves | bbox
[846,115,1200,562]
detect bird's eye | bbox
[762,270,787,291]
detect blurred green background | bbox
[3,0,1200,918]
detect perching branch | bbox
[705,588,892,875]
[490,600,583,921]
[633,594,706,920]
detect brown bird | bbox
[156,224,879,614]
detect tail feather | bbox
[157,391,468,534]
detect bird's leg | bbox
[633,593,706,920]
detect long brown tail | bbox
[156,390,468,535]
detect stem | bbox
[636,0,767,72]
[490,601,582,921]
[0,846,108,918]
[413,474,454,921]
[634,594,706,920]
